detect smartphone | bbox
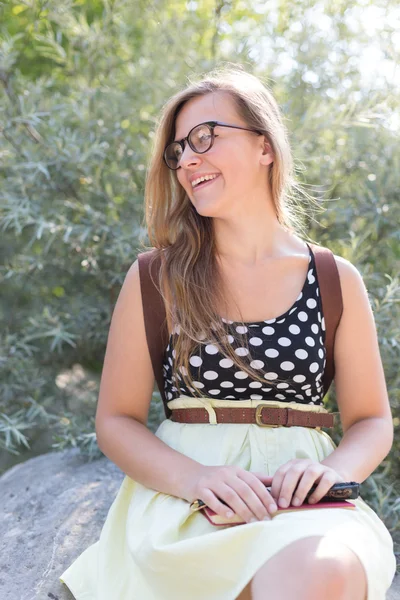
[266,481,360,502]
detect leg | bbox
[236,536,368,600]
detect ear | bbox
[260,137,274,166]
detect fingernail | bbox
[269,503,277,513]
[279,498,288,507]
[226,511,234,517]
[292,498,300,506]
[249,518,257,523]
[263,515,271,521]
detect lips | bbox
[192,174,221,191]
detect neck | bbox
[214,221,299,267]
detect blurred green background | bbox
[0,0,399,564]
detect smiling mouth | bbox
[192,174,221,191]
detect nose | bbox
[179,143,202,169]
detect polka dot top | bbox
[162,243,327,406]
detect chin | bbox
[190,199,221,218]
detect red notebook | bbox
[201,501,356,526]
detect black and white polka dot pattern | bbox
[163,243,327,406]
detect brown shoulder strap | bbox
[138,243,343,419]
[138,249,171,418]
[308,243,343,396]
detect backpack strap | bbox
[138,244,343,418]
[308,243,343,395]
[138,250,171,418]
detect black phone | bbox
[266,481,360,503]
[306,481,360,502]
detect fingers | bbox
[276,461,318,507]
[252,472,274,486]
[215,483,265,523]
[200,488,237,520]
[295,470,339,504]
[228,472,278,521]
[196,468,277,524]
[270,460,344,507]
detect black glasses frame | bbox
[163,120,263,170]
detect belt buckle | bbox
[255,403,283,427]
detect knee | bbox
[252,536,363,600]
[305,538,363,598]
[308,552,352,597]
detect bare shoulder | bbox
[334,254,365,281]
[124,256,141,289]
[332,252,374,342]
[332,254,371,312]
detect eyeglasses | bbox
[163,120,263,170]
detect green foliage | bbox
[1,0,399,562]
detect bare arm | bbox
[320,256,394,482]
[96,415,205,500]
[95,259,203,501]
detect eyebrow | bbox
[173,130,187,144]
[173,121,210,144]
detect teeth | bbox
[191,174,219,188]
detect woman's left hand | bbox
[257,459,347,509]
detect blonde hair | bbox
[140,64,319,397]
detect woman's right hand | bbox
[183,464,278,523]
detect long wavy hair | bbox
[140,64,319,397]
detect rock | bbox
[388,576,400,600]
[0,449,399,599]
[0,448,123,600]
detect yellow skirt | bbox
[60,397,396,600]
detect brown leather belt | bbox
[170,404,337,428]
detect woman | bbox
[60,66,396,599]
